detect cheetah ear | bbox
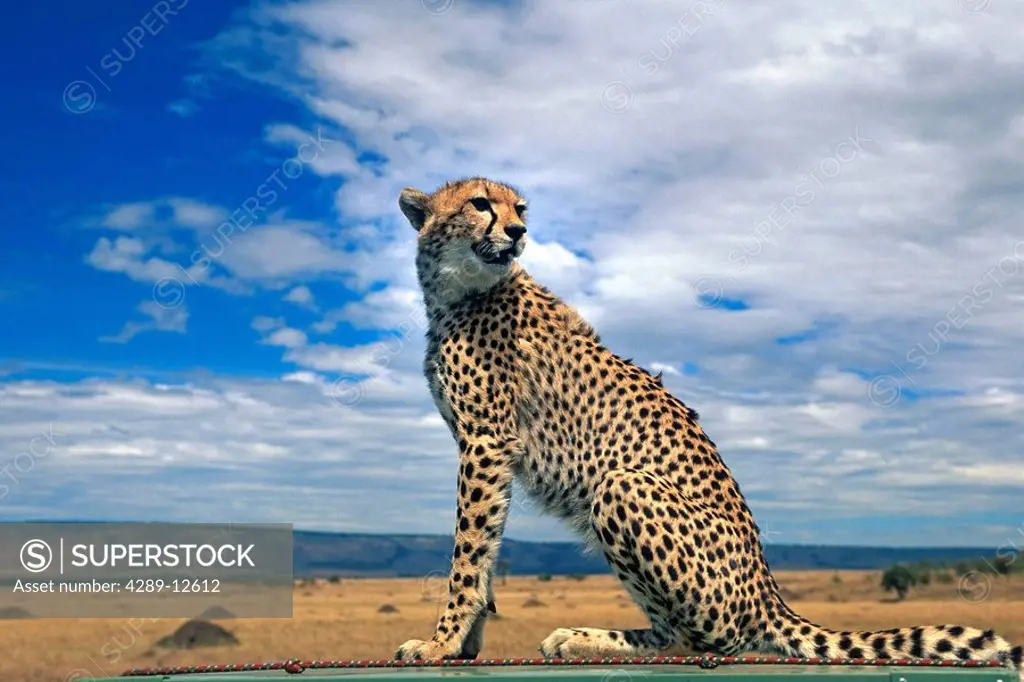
[399,187,431,231]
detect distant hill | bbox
[293,530,997,578]
[17,521,997,577]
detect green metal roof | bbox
[92,665,1016,682]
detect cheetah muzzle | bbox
[391,176,1023,674]
[472,239,518,266]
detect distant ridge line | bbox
[7,521,998,577]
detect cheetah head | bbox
[399,177,528,300]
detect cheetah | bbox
[392,176,1022,672]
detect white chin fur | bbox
[435,241,510,302]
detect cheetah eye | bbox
[469,198,491,212]
[515,204,527,219]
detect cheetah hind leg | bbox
[540,468,727,659]
[540,468,758,660]
[539,627,685,659]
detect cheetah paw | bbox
[539,628,590,659]
[394,639,460,661]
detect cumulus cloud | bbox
[284,284,317,309]
[0,363,1020,544]
[264,327,309,349]
[87,236,190,284]
[98,300,190,344]
[19,0,1024,544]
[206,0,1024,541]
[203,0,1024,362]
[167,99,200,117]
[100,202,155,230]
[81,124,355,310]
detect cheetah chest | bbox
[424,349,458,436]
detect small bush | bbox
[537,573,552,582]
[0,607,32,619]
[156,619,238,649]
[992,554,1015,575]
[881,564,917,601]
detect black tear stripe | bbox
[463,199,498,235]
[482,185,497,233]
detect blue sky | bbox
[2,0,1023,549]
[4,0,339,375]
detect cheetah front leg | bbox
[455,570,497,659]
[395,436,517,660]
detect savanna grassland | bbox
[2,571,1020,682]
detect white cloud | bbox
[264,327,308,349]
[315,286,423,334]
[648,362,682,377]
[212,222,353,279]
[96,198,224,233]
[264,123,359,176]
[284,284,316,308]
[251,315,285,332]
[283,342,382,375]
[166,198,224,228]
[101,203,154,230]
[0,376,461,533]
[99,300,189,344]
[83,211,356,311]
[86,236,183,283]
[1,365,1021,544]
[33,0,1024,544]
[167,99,200,117]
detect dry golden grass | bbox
[2,571,1020,682]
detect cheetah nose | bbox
[504,224,526,241]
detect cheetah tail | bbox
[774,611,1022,672]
